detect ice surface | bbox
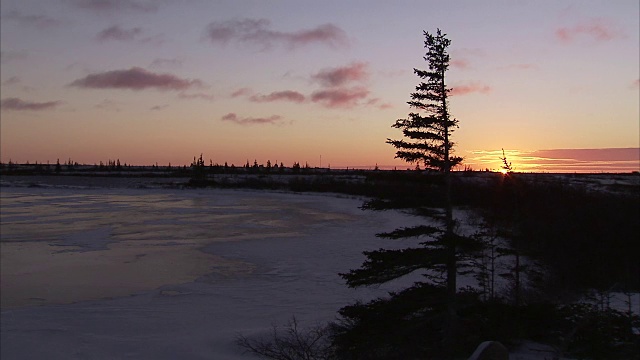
[1,186,425,359]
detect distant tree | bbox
[55,159,61,173]
[500,148,513,173]
[189,154,207,185]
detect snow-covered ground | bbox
[1,184,425,359]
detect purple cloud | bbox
[367,98,394,110]
[450,82,492,96]
[97,25,143,41]
[2,76,21,86]
[150,57,184,68]
[556,18,623,43]
[450,59,470,69]
[310,87,369,108]
[230,87,253,98]
[249,90,305,103]
[221,112,283,125]
[178,92,215,101]
[95,99,121,111]
[1,97,62,111]
[66,0,158,13]
[312,62,368,87]
[204,18,348,50]
[3,10,60,29]
[69,67,203,91]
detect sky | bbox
[1,0,638,172]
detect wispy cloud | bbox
[631,79,640,89]
[310,87,369,108]
[221,112,284,125]
[249,90,305,103]
[498,63,538,71]
[178,92,215,101]
[2,77,36,92]
[308,62,378,108]
[230,87,253,98]
[2,76,21,86]
[2,10,61,29]
[150,57,184,69]
[66,0,159,13]
[95,99,121,111]
[530,148,640,162]
[450,59,470,69]
[466,148,640,173]
[97,25,143,42]
[366,98,394,110]
[451,48,485,59]
[204,18,348,50]
[555,18,623,43]
[69,67,203,91]
[0,50,28,64]
[449,82,492,96]
[312,62,368,87]
[150,104,168,111]
[1,97,62,111]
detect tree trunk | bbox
[442,69,457,358]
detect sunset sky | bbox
[1,0,638,172]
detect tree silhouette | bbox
[338,29,471,358]
[391,29,462,341]
[387,29,461,172]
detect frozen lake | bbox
[0,185,423,359]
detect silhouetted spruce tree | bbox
[189,153,207,185]
[338,29,474,358]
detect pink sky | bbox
[1,1,638,172]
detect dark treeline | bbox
[0,156,378,177]
[365,171,640,292]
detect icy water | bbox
[1,185,427,359]
[0,186,360,308]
